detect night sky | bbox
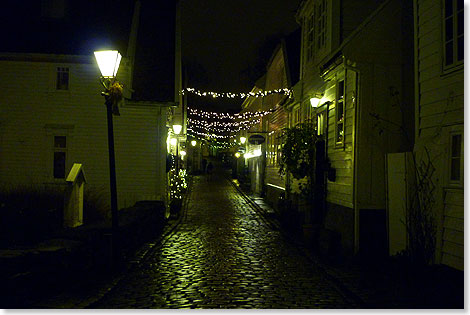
[181,0,301,112]
[1,0,301,111]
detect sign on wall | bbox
[248,134,265,145]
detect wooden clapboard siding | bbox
[265,165,284,189]
[0,54,165,209]
[415,0,464,132]
[264,45,289,190]
[441,189,464,271]
[323,67,355,208]
[415,0,464,270]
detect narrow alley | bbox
[88,161,356,308]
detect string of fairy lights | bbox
[187,106,273,143]
[182,87,292,99]
[181,87,290,148]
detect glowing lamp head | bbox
[191,140,197,147]
[170,138,177,146]
[173,124,182,135]
[235,152,241,158]
[94,50,122,78]
[240,136,246,144]
[310,96,322,108]
[180,150,186,157]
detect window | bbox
[443,0,464,68]
[294,106,301,125]
[335,79,345,144]
[56,67,69,90]
[449,133,463,183]
[305,14,315,62]
[53,136,67,178]
[317,111,326,136]
[316,0,327,51]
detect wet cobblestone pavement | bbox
[90,169,356,309]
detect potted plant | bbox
[278,122,323,243]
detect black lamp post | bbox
[94,50,122,269]
[191,140,197,172]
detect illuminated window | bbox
[56,67,69,90]
[53,136,66,178]
[335,79,345,144]
[443,0,464,68]
[449,133,463,183]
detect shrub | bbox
[83,187,110,223]
[0,185,110,246]
[0,185,65,246]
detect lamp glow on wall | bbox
[94,50,122,78]
[245,148,262,159]
[310,93,324,108]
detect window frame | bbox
[316,0,328,51]
[56,66,70,90]
[53,135,67,179]
[305,13,315,62]
[334,78,345,146]
[447,129,464,187]
[441,0,464,72]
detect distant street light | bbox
[191,140,197,172]
[172,124,182,173]
[94,50,122,269]
[173,124,182,135]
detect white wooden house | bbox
[296,0,414,258]
[237,30,300,209]
[0,53,171,212]
[413,0,464,271]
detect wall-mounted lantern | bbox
[310,93,324,108]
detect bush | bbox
[83,187,110,224]
[0,185,110,247]
[0,185,65,246]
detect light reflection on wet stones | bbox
[93,173,352,309]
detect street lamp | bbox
[240,136,246,144]
[173,124,182,173]
[94,50,122,269]
[191,140,197,173]
[310,93,324,108]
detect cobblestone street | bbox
[90,166,356,309]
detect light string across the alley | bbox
[182,87,293,99]
[188,107,275,120]
[186,106,272,139]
